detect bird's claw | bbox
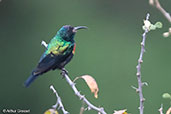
[60,68,68,78]
[62,68,68,75]
[60,71,66,78]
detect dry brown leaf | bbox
[44,109,58,114]
[166,107,171,114]
[81,75,99,98]
[113,109,128,114]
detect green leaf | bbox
[142,25,146,31]
[162,93,171,99]
[149,24,156,30]
[154,22,163,28]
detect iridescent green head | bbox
[57,25,88,41]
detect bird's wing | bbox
[33,53,56,75]
[33,41,73,75]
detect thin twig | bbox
[155,0,171,23]
[42,41,106,114]
[150,0,171,23]
[79,106,85,114]
[79,101,85,114]
[50,85,69,114]
[158,104,164,114]
[61,70,107,114]
[136,13,150,114]
[166,107,171,114]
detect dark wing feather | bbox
[33,43,75,75]
[33,53,56,75]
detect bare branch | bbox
[42,40,106,113]
[50,85,69,114]
[158,104,164,114]
[136,13,150,114]
[166,107,171,114]
[150,0,171,23]
[79,101,85,114]
[79,106,85,114]
[60,69,107,114]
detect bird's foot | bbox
[60,68,68,78]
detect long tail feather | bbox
[24,74,38,87]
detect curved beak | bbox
[73,26,88,32]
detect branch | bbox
[50,85,69,114]
[41,41,106,114]
[150,0,171,23]
[136,13,150,114]
[61,69,107,114]
[166,107,171,114]
[158,104,163,114]
[79,101,85,114]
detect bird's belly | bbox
[52,53,74,70]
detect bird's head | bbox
[57,25,88,41]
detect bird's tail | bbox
[24,74,38,88]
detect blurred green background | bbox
[0,0,170,114]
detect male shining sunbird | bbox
[24,25,87,87]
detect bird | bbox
[24,25,87,87]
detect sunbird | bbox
[24,25,87,87]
